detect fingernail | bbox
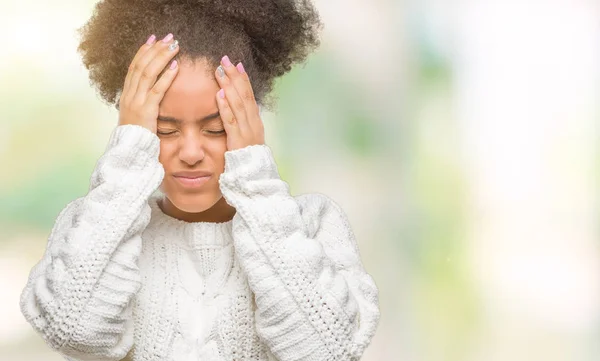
[221,55,232,67]
[218,89,225,98]
[146,34,156,45]
[162,33,173,43]
[168,39,179,51]
[217,65,225,78]
[170,60,178,69]
[236,62,245,73]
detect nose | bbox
[178,132,206,166]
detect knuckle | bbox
[150,86,162,95]
[133,62,143,73]
[234,99,245,110]
[141,68,153,79]
[242,91,254,102]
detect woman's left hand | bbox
[215,55,265,152]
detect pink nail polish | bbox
[146,34,156,45]
[221,55,232,67]
[162,33,173,43]
[236,62,245,73]
[218,89,225,98]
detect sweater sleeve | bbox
[19,124,165,361]
[218,144,380,361]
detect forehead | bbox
[159,59,219,117]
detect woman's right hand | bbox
[118,33,180,134]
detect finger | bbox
[146,59,179,107]
[123,34,159,100]
[215,88,242,141]
[232,61,265,133]
[215,58,250,134]
[134,36,180,102]
[127,34,178,103]
[124,41,165,105]
[231,61,259,117]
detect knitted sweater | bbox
[19,124,380,361]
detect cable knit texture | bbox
[20,124,380,361]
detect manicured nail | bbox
[162,33,173,43]
[236,62,245,73]
[218,89,225,98]
[217,65,225,78]
[170,60,178,69]
[168,39,179,51]
[146,34,156,45]
[221,55,232,67]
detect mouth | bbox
[173,175,211,188]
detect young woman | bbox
[19,0,381,360]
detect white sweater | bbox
[19,124,380,361]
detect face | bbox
[156,58,236,223]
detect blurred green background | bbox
[1,0,599,360]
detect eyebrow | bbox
[157,111,221,125]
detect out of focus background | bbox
[1,0,599,360]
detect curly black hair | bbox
[76,0,323,112]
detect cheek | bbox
[157,142,183,176]
[158,142,172,166]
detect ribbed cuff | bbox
[106,124,160,158]
[222,144,278,178]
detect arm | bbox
[20,124,164,361]
[218,144,380,361]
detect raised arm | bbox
[20,29,183,360]
[20,124,164,361]
[219,144,381,361]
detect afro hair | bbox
[76,0,323,111]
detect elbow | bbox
[328,270,380,361]
[57,293,137,360]
[58,317,135,361]
[20,283,135,361]
[20,280,70,351]
[348,277,381,360]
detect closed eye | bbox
[157,131,176,136]
[157,130,225,136]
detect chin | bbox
[161,187,222,213]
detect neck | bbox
[158,196,236,223]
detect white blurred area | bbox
[321,0,600,359]
[455,1,600,360]
[1,0,599,360]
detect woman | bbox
[19,0,380,360]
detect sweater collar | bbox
[147,192,235,249]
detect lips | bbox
[173,174,211,188]
[172,170,213,178]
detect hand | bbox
[118,33,180,134]
[214,55,265,151]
